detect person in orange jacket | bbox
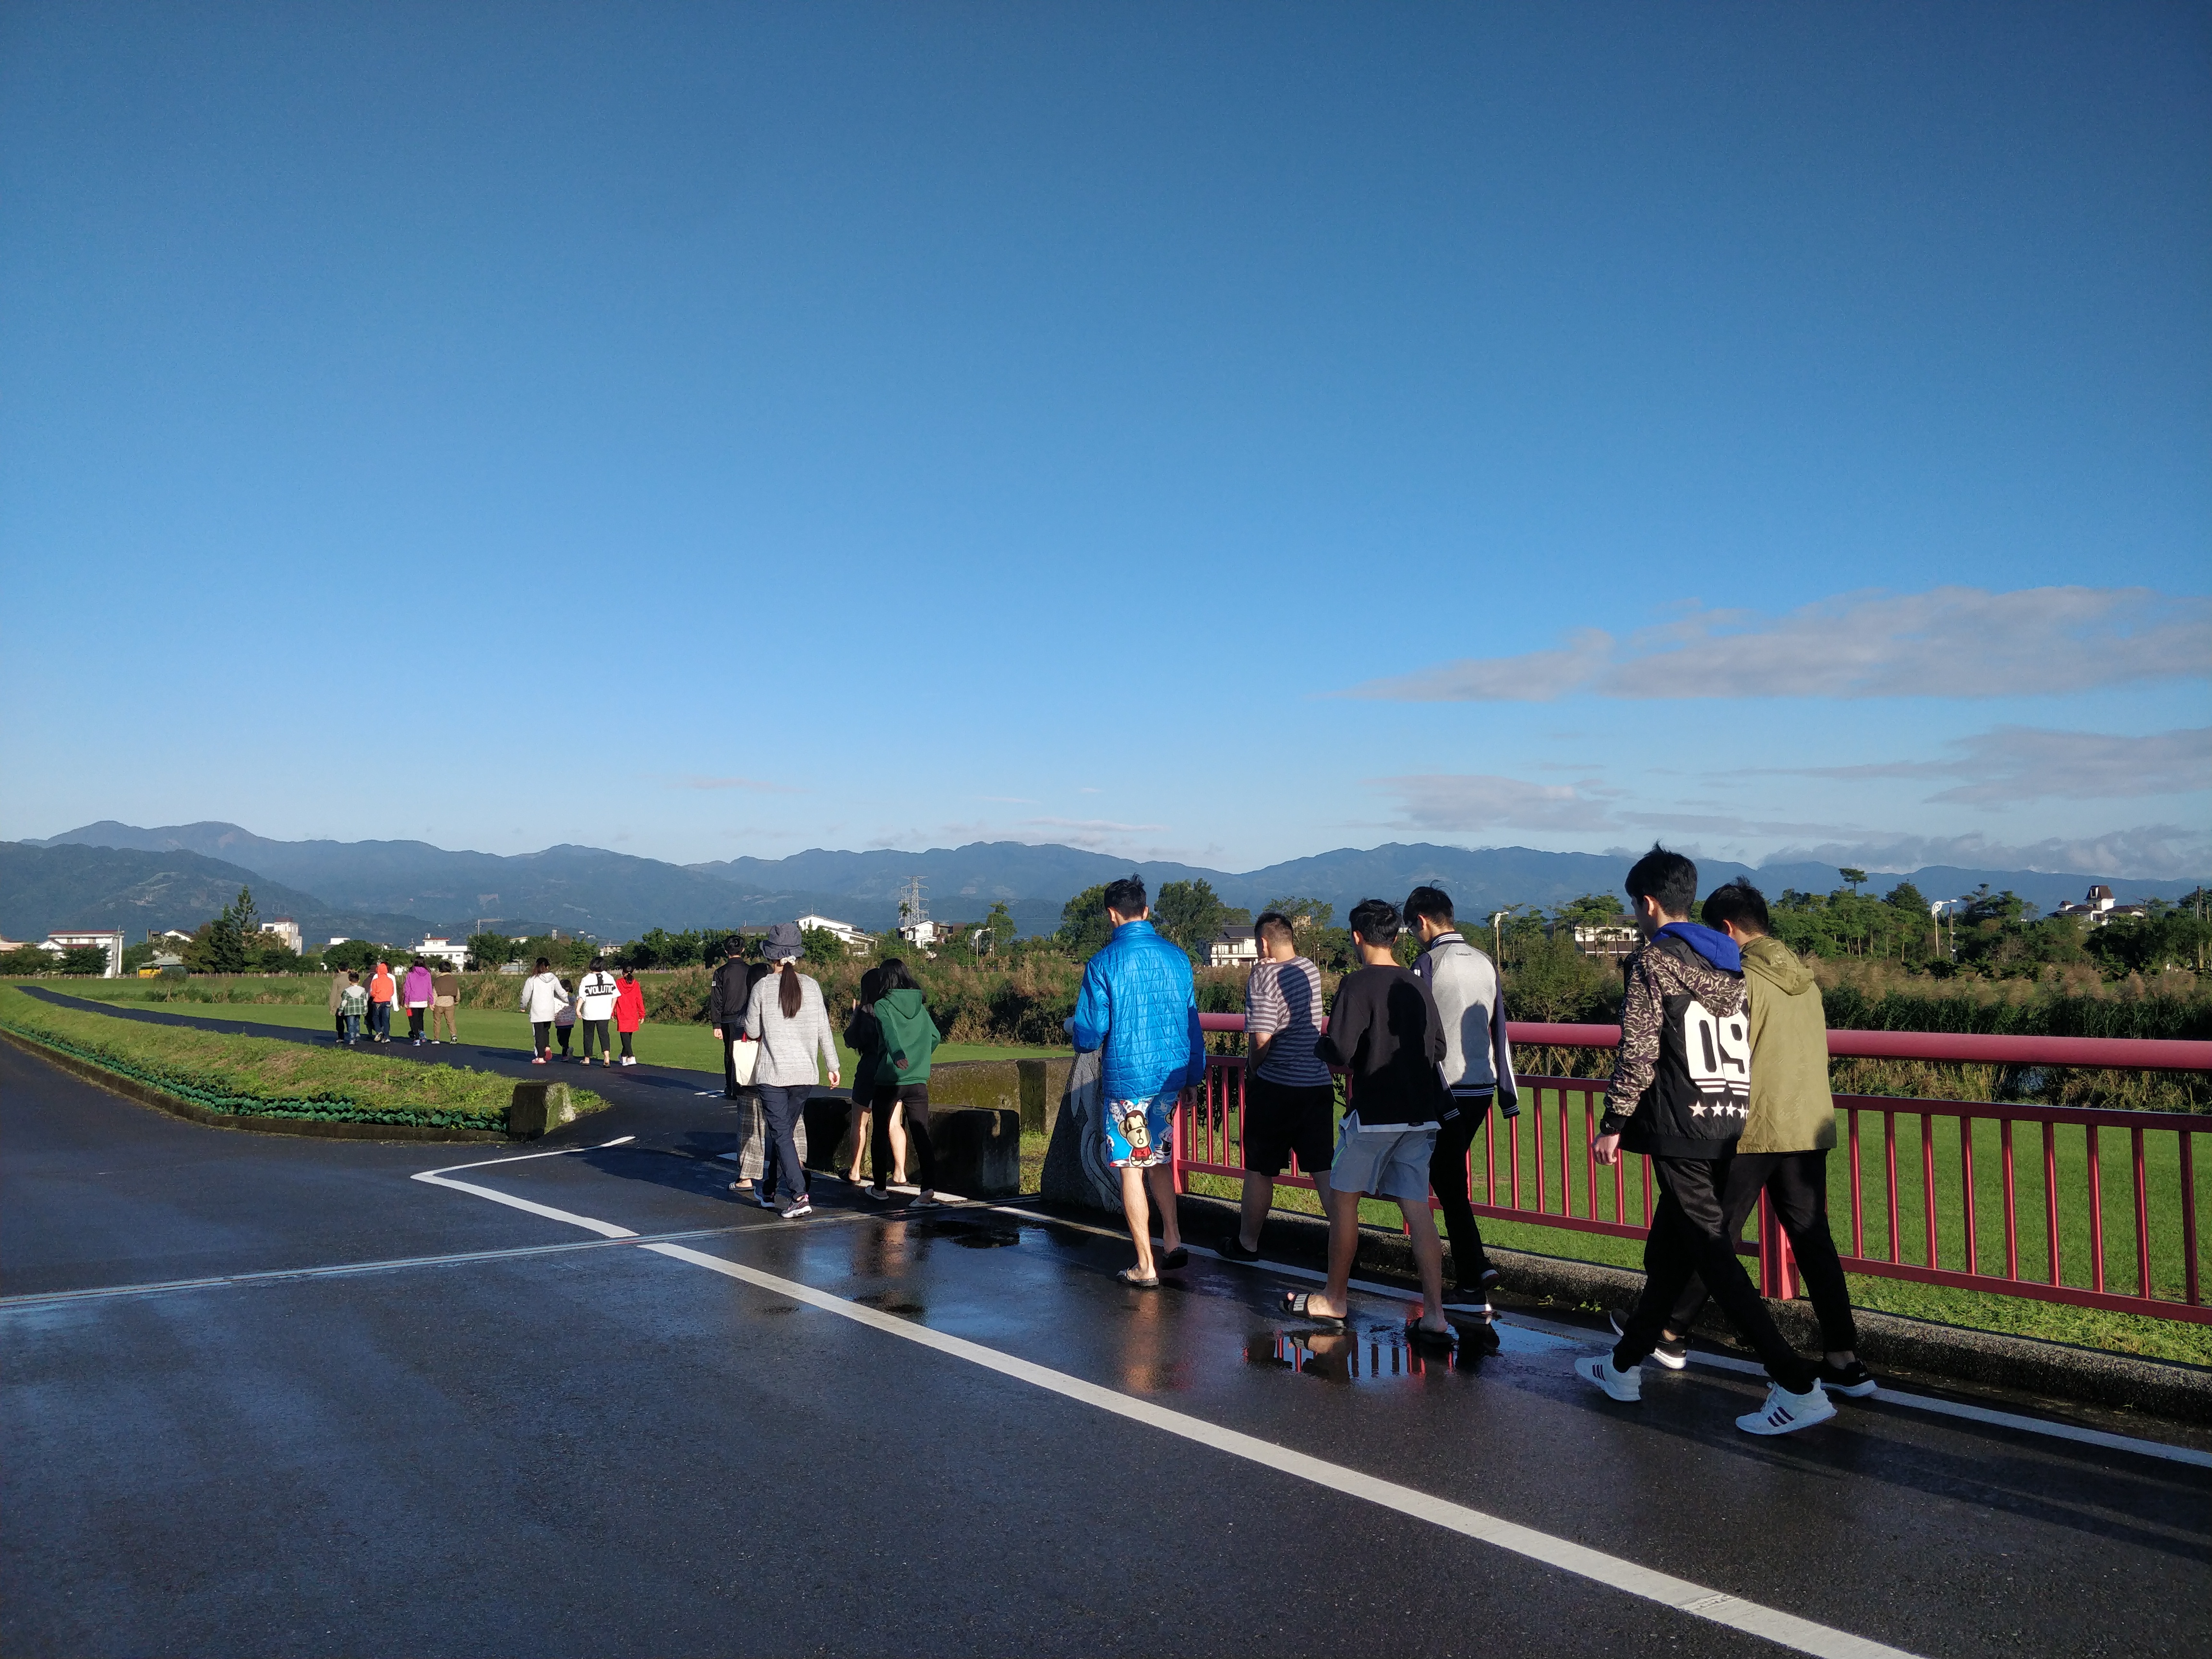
[613,967,647,1068]
[367,960,397,1043]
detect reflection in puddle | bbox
[1249,1321,1498,1383]
[950,1227,1022,1250]
[852,1293,927,1319]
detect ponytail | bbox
[778,959,802,1019]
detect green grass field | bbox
[36,990,1066,1082]
[1183,1082,2212,1366]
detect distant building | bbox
[1549,920,1641,961]
[1209,925,1260,969]
[411,937,470,969]
[795,914,872,954]
[44,928,126,977]
[2052,885,2148,927]
[259,916,303,954]
[138,952,186,977]
[328,936,353,947]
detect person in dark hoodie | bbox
[1645,879,1873,1398]
[1287,898,1455,1343]
[841,966,893,1184]
[1575,846,1834,1436]
[707,936,753,1100]
[864,958,941,1206]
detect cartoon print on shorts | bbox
[1104,1096,1170,1169]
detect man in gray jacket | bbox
[1406,886,1518,1311]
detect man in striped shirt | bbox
[1220,912,1336,1260]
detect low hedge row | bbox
[0,987,601,1128]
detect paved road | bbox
[4,1036,2209,1658]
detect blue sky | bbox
[3,1,2206,877]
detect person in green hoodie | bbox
[1661,880,1874,1397]
[863,959,942,1208]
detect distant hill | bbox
[0,843,429,943]
[20,821,2203,942]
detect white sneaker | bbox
[1736,1382,1836,1436]
[1573,1352,1642,1402]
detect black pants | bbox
[620,1030,634,1059]
[757,1084,810,1205]
[580,1019,611,1060]
[333,1012,347,1043]
[532,1021,552,1057]
[1614,1154,1816,1393]
[723,1036,742,1098]
[555,1022,572,1055]
[869,1082,934,1192]
[407,1007,425,1041]
[1669,1150,1858,1353]
[1429,1092,1494,1289]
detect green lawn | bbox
[46,994,1065,1082]
[1183,1082,2212,1366]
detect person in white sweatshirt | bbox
[518,958,569,1065]
[573,957,621,1067]
[1406,886,1519,1312]
[743,922,840,1219]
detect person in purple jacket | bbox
[400,959,436,1046]
[1069,876,1209,1288]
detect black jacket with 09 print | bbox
[1599,935,1752,1159]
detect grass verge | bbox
[0,986,600,1130]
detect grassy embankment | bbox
[0,984,601,1129]
[52,974,1064,1079]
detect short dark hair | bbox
[1701,879,1772,936]
[1254,910,1296,950]
[724,935,746,956]
[1403,886,1454,926]
[1347,897,1401,947]
[1103,876,1147,916]
[878,959,920,995]
[1624,844,1698,918]
[347,970,360,981]
[589,956,606,970]
[535,956,552,970]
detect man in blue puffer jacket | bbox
[1070,876,1209,1286]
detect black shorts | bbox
[1242,1076,1336,1177]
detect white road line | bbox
[981,1206,2212,1472]
[414,1167,1913,1659]
[411,1136,642,1238]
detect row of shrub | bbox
[0,987,597,1126]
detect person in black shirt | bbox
[1280,899,1455,1342]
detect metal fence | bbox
[1179,1015,2212,1326]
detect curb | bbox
[1155,1188,2212,1427]
[1,1031,513,1144]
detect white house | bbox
[1547,920,1640,961]
[411,937,471,969]
[259,916,303,954]
[44,928,126,976]
[2052,885,2148,927]
[797,914,874,954]
[1209,925,1260,969]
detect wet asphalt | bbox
[4,1028,2210,1657]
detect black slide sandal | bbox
[1281,1290,1345,1326]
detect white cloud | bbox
[1771,725,2210,806]
[1773,824,2211,882]
[1342,586,2212,702]
[1368,774,1615,831]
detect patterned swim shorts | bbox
[1104,1095,1175,1170]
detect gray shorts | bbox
[1328,1120,1437,1203]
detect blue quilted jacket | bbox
[1070,920,1209,1103]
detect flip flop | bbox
[1281,1290,1345,1326]
[1118,1268,1159,1289]
[1159,1246,1189,1272]
[1407,1317,1459,1346]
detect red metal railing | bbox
[1178,1016,2212,1325]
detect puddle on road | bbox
[949,1227,1022,1250]
[1250,1320,1503,1384]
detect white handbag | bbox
[731,1036,759,1086]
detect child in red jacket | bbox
[613,969,646,1068]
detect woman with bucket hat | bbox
[743,922,840,1219]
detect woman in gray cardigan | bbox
[743,922,841,1219]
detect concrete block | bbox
[1018,1057,1075,1135]
[1040,1049,1120,1211]
[933,1106,1022,1198]
[802,1095,854,1170]
[508,1081,578,1139]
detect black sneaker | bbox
[1217,1235,1262,1261]
[1817,1359,1878,1397]
[780,1197,813,1220]
[1608,1308,1688,1370]
[1442,1290,1492,1316]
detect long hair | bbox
[856,966,885,1009]
[877,958,918,996]
[777,959,803,1019]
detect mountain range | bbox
[6,820,2200,945]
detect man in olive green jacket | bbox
[1664,880,1873,1396]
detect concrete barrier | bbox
[508,1081,580,1139]
[802,1093,1021,1198]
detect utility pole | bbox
[1492,910,1509,972]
